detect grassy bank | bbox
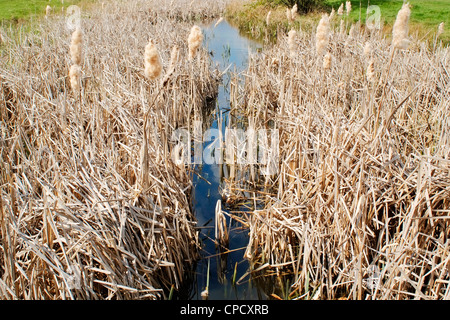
[0,0,94,23]
[225,0,449,45]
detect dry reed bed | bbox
[234,14,450,299]
[0,0,221,299]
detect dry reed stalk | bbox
[69,64,81,93]
[437,22,445,37]
[266,10,271,26]
[288,29,297,58]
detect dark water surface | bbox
[187,20,265,300]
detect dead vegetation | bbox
[228,10,450,299]
[0,0,221,299]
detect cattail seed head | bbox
[363,41,372,58]
[266,10,272,26]
[188,25,203,61]
[144,40,162,80]
[348,23,356,38]
[288,29,297,58]
[316,14,330,56]
[438,22,445,37]
[392,2,411,50]
[69,64,81,93]
[330,8,336,20]
[70,28,82,65]
[286,8,292,22]
[46,5,52,16]
[366,58,375,83]
[340,19,345,34]
[323,52,332,70]
[338,3,344,15]
[346,1,352,15]
[291,4,298,21]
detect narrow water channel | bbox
[189,20,264,300]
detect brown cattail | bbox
[316,14,330,56]
[288,29,297,58]
[188,25,203,61]
[366,58,375,83]
[438,22,445,37]
[69,64,81,93]
[70,28,82,65]
[346,1,352,15]
[338,3,344,15]
[392,2,411,50]
[266,10,272,26]
[144,40,162,80]
[323,52,332,70]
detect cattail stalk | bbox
[188,25,203,61]
[144,40,162,80]
[392,2,411,50]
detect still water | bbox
[188,20,264,300]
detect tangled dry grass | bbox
[232,11,450,299]
[0,0,222,299]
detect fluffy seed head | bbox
[340,19,345,34]
[144,40,162,80]
[323,52,332,70]
[188,25,203,61]
[346,1,352,15]
[392,2,411,49]
[364,41,372,57]
[69,64,81,93]
[316,14,330,56]
[291,4,298,20]
[338,3,344,15]
[366,58,376,83]
[288,29,297,58]
[286,8,292,22]
[330,8,336,20]
[46,5,52,16]
[70,28,82,65]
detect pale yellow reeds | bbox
[392,2,411,49]
[144,39,162,80]
[188,25,203,60]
